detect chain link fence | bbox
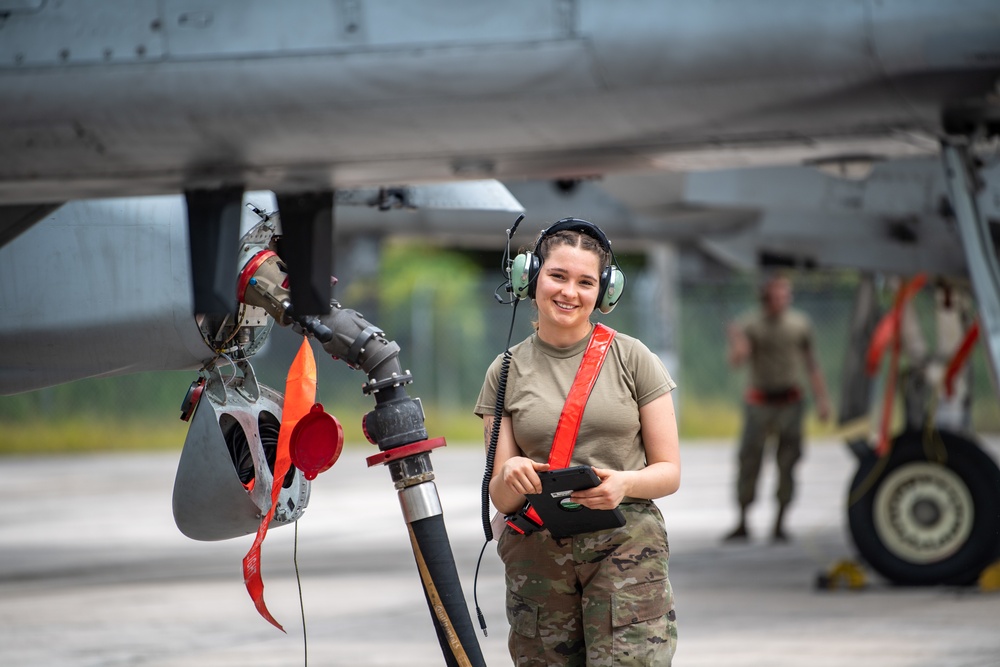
[3,258,999,448]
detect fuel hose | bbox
[408,516,484,667]
[314,301,486,667]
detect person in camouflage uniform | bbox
[498,503,677,665]
[724,274,831,542]
[476,219,681,665]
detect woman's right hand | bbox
[501,457,551,496]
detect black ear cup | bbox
[598,265,624,314]
[510,251,539,300]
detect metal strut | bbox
[940,141,1000,392]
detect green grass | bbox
[676,398,742,439]
[2,396,996,456]
[0,404,488,455]
[0,401,755,454]
[0,416,191,455]
[676,397,913,441]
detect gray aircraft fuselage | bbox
[1,0,998,205]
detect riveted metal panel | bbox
[0,0,164,67]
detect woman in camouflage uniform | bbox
[476,219,681,666]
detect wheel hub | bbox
[872,462,974,564]
[910,498,941,528]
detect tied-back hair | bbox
[535,229,611,272]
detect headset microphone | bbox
[508,213,524,238]
[494,213,525,305]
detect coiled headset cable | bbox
[473,214,524,636]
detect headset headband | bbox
[535,217,612,253]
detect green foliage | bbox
[376,240,493,410]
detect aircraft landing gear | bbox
[847,429,1000,585]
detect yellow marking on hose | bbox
[407,524,473,667]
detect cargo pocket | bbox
[506,590,550,664]
[506,590,539,639]
[611,579,677,666]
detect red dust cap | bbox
[289,403,344,480]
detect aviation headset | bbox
[509,217,625,314]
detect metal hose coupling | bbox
[315,301,400,374]
[315,301,428,451]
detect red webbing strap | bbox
[512,324,617,532]
[944,321,979,398]
[547,323,617,470]
[865,274,926,457]
[242,336,317,632]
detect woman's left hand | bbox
[571,467,630,510]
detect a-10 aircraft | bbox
[2,2,999,665]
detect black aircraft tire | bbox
[847,429,1000,586]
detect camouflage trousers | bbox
[735,399,805,507]
[497,502,677,666]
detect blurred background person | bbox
[724,274,831,542]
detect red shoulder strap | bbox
[547,323,616,470]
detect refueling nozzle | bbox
[237,249,293,325]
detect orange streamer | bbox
[242,336,317,631]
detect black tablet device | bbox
[525,466,626,539]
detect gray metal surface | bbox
[3,1,997,203]
[2,438,999,666]
[943,144,1000,415]
[687,156,994,277]
[0,183,523,395]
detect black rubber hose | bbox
[310,300,485,664]
[409,515,486,667]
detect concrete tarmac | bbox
[1,437,999,667]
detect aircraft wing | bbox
[686,156,997,278]
[2,0,997,207]
[2,0,995,315]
